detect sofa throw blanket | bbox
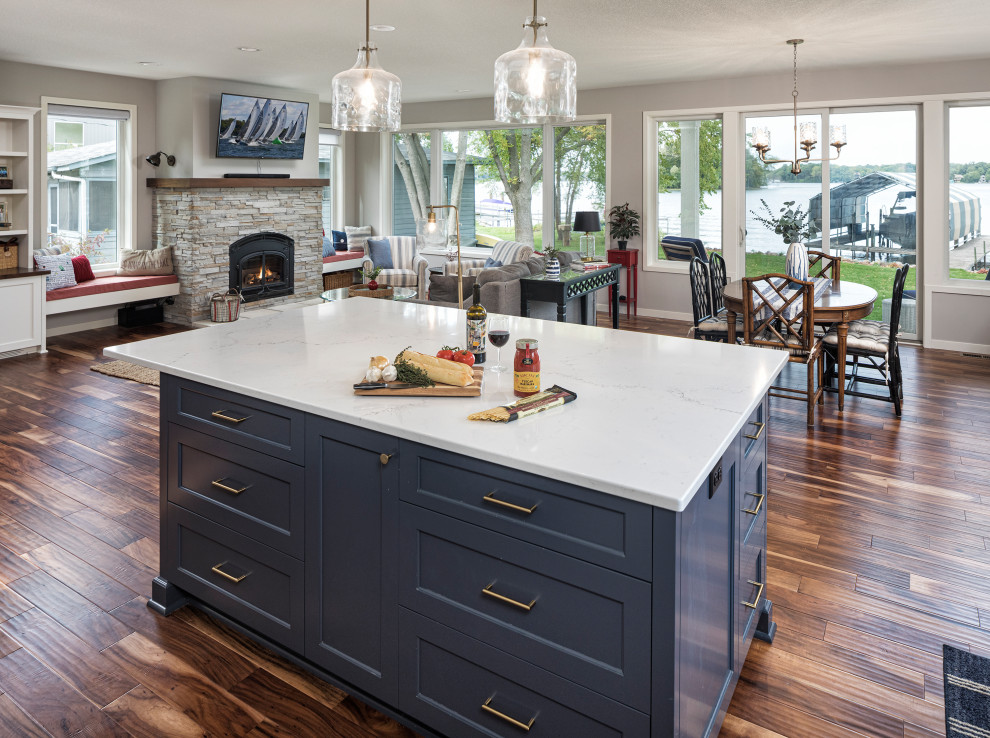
[118,247,174,276]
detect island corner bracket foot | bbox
[754,598,776,643]
[148,576,189,616]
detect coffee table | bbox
[320,286,417,302]
[520,266,620,328]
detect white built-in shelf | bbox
[1,190,28,196]
[0,230,28,237]
[0,151,28,158]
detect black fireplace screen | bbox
[229,232,294,302]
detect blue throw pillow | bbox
[484,257,503,268]
[332,230,347,250]
[367,238,394,270]
[322,237,336,258]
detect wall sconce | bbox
[146,151,176,167]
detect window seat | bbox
[322,251,364,273]
[45,274,180,315]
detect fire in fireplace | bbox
[229,232,294,302]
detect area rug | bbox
[90,360,160,387]
[944,644,990,736]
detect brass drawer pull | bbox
[742,579,765,609]
[211,478,249,495]
[211,409,251,424]
[744,421,766,441]
[211,562,249,584]
[481,695,536,732]
[743,492,765,516]
[482,581,537,612]
[482,491,538,515]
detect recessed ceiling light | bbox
[238,47,261,52]
[138,61,158,66]
[456,89,471,93]
[369,24,395,32]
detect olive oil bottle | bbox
[466,283,487,364]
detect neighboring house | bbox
[392,147,477,245]
[46,140,117,261]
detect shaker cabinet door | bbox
[304,417,399,703]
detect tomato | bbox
[436,346,456,361]
[452,349,475,367]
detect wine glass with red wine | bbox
[488,317,510,373]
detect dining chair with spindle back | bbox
[822,264,909,416]
[742,274,825,426]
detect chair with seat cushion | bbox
[742,274,825,426]
[708,252,728,315]
[361,236,429,299]
[690,256,741,342]
[661,236,708,263]
[822,264,909,417]
[444,240,534,278]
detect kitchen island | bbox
[106,298,787,738]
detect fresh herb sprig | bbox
[393,347,435,388]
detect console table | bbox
[608,248,639,318]
[520,265,620,328]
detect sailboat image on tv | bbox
[216,92,309,160]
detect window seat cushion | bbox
[46,274,178,301]
[322,252,364,265]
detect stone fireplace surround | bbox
[148,178,327,324]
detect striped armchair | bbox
[444,240,534,278]
[362,236,429,299]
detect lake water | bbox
[659,181,990,254]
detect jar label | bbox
[514,371,540,394]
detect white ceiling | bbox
[5,0,990,103]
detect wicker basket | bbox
[348,284,394,300]
[0,241,17,270]
[210,289,245,322]
[323,270,355,290]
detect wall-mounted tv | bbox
[216,93,309,160]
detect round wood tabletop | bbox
[722,279,878,322]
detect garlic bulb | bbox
[365,366,383,382]
[381,364,398,382]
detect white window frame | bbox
[318,126,344,232]
[945,100,990,286]
[41,97,137,271]
[380,115,611,255]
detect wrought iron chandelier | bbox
[750,40,846,175]
[331,0,401,132]
[494,0,576,124]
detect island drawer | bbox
[399,504,651,712]
[399,610,649,738]
[399,442,652,580]
[738,450,766,549]
[741,396,768,461]
[163,375,305,464]
[166,424,305,559]
[165,505,304,653]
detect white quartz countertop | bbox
[105,299,787,511]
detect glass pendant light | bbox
[331,0,401,132]
[494,0,576,124]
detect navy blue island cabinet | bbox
[151,374,772,738]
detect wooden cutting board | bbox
[354,366,484,396]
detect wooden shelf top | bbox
[0,266,49,281]
[147,178,329,189]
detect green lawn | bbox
[478,226,611,257]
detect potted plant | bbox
[751,199,818,281]
[542,242,560,280]
[363,265,383,291]
[607,203,641,250]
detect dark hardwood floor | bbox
[0,315,986,736]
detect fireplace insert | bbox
[229,232,294,302]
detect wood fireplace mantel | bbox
[147,178,329,189]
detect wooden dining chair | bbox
[822,264,909,416]
[689,256,741,342]
[742,274,825,426]
[808,250,841,284]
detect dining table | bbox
[722,279,878,412]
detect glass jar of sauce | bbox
[513,338,540,397]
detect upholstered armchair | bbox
[362,236,429,299]
[444,240,534,278]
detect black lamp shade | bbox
[573,211,601,232]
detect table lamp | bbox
[573,211,601,262]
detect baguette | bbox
[400,350,474,387]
